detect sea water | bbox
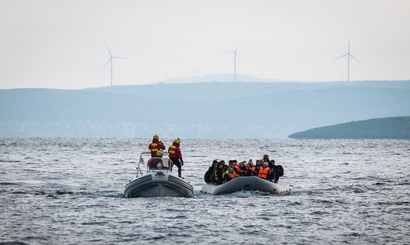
[0,138,409,244]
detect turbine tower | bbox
[231,45,240,82]
[333,38,361,82]
[103,42,126,86]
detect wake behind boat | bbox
[201,176,291,195]
[123,152,194,198]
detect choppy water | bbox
[0,138,409,245]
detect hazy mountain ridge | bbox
[1,80,409,139]
[85,79,410,101]
[288,116,410,139]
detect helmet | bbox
[153,134,159,140]
[174,138,181,144]
[156,150,164,157]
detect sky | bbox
[0,0,410,89]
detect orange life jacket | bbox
[258,167,271,179]
[234,165,244,174]
[230,173,239,179]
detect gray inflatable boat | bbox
[123,152,193,198]
[200,176,291,195]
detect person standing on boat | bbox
[148,134,166,157]
[168,138,184,178]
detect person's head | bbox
[212,159,218,166]
[220,160,225,166]
[271,160,275,165]
[263,162,269,168]
[156,150,164,158]
[263,154,269,161]
[173,138,181,146]
[239,162,245,167]
[152,134,159,142]
[218,162,224,168]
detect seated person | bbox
[148,150,165,170]
[230,168,239,179]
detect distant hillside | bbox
[288,117,410,139]
[1,80,410,139]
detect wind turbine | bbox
[231,45,240,82]
[333,38,362,82]
[103,42,126,86]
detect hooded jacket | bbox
[148,138,165,157]
[168,141,183,163]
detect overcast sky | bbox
[1,0,409,89]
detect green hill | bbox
[288,117,410,139]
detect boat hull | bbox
[200,176,291,195]
[124,172,194,198]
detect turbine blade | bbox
[105,42,112,56]
[349,54,362,64]
[333,53,348,62]
[236,53,241,63]
[102,58,111,70]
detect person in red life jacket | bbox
[148,134,166,157]
[168,138,184,178]
[258,162,272,180]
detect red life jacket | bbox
[148,139,165,157]
[168,142,183,163]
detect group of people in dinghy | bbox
[204,154,284,185]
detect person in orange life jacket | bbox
[234,161,246,176]
[230,168,240,179]
[263,154,275,182]
[148,150,164,170]
[148,134,166,157]
[168,138,183,178]
[258,162,272,180]
[228,160,237,168]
